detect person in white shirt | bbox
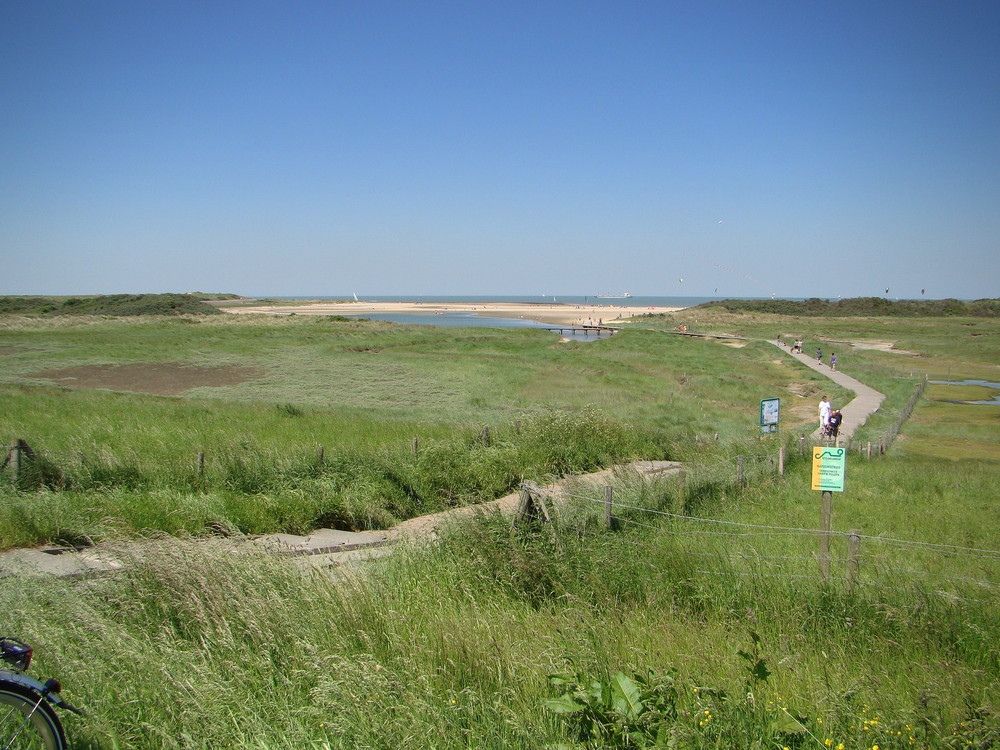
[819,395,831,428]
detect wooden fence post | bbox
[412,437,419,456]
[778,446,785,477]
[676,470,686,513]
[866,441,872,460]
[819,491,833,582]
[515,485,532,526]
[845,529,861,592]
[736,455,744,486]
[316,445,325,464]
[197,451,205,477]
[799,435,806,456]
[10,444,21,485]
[603,486,614,529]
[514,483,556,544]
[480,426,491,446]
[7,440,37,487]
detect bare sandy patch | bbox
[225,301,683,326]
[29,363,264,397]
[843,340,920,356]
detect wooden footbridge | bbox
[543,325,619,336]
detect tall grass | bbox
[0,407,670,548]
[1,314,835,548]
[2,311,997,747]
[6,454,996,748]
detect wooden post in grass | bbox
[799,435,806,456]
[778,446,785,476]
[316,445,325,464]
[10,444,21,485]
[411,437,419,456]
[7,440,36,486]
[845,529,861,592]
[676,470,686,512]
[867,441,872,459]
[514,483,555,538]
[197,451,205,477]
[819,491,832,581]
[480,426,491,446]
[736,455,744,486]
[603,486,614,529]
[811,445,845,583]
[515,485,532,525]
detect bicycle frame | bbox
[0,669,80,716]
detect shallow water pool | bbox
[928,379,1000,405]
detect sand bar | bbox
[224,300,684,326]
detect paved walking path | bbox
[771,341,885,440]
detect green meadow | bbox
[1,306,998,749]
[0,313,847,548]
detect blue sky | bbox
[2,1,998,299]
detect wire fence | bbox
[515,472,1000,605]
[840,377,927,457]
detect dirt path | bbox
[0,462,683,578]
[386,461,680,541]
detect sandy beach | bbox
[224,300,684,326]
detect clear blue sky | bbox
[2,1,998,299]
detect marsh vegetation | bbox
[1,308,997,748]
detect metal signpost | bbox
[759,397,780,435]
[812,446,846,580]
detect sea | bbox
[266,295,729,340]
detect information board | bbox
[811,446,846,492]
[759,398,780,434]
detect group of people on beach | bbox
[818,395,843,439]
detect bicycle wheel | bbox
[0,682,66,750]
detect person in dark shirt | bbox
[827,409,843,438]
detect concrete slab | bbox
[629,460,684,475]
[253,528,392,556]
[0,548,119,578]
[294,545,397,574]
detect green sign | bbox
[811,447,846,492]
[759,398,780,434]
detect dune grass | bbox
[6,453,996,749]
[1,308,997,748]
[1,314,838,548]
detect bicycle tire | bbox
[0,681,66,750]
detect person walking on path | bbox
[827,409,843,439]
[819,395,831,429]
[830,352,837,370]
[816,347,823,364]
[768,338,884,442]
